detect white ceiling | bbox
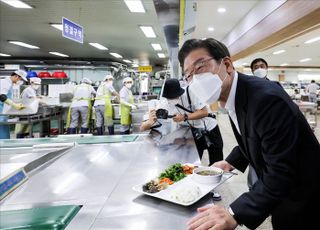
[0,0,168,66]
[234,27,320,68]
[191,0,259,41]
[187,0,320,69]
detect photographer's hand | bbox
[148,109,157,123]
[173,114,184,122]
[140,110,157,132]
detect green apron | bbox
[95,87,113,126]
[15,88,33,135]
[66,85,92,129]
[120,90,134,126]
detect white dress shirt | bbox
[225,72,241,135]
[307,83,319,94]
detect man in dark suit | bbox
[179,38,320,230]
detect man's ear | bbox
[223,57,234,74]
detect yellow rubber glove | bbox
[4,99,25,110]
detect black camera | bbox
[208,113,216,119]
[192,128,213,147]
[192,127,204,140]
[156,109,175,119]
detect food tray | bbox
[132,172,233,206]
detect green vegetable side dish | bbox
[159,163,186,182]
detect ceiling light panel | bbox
[304,36,320,44]
[280,63,289,66]
[124,0,145,13]
[272,50,286,55]
[89,43,108,50]
[299,58,311,63]
[208,27,214,32]
[123,59,132,63]
[110,53,123,58]
[1,0,32,8]
[50,23,63,31]
[151,43,162,51]
[139,26,156,38]
[49,52,69,57]
[9,41,39,49]
[0,53,11,56]
[157,53,165,58]
[217,7,226,13]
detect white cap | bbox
[30,77,41,85]
[14,70,27,81]
[82,77,92,84]
[123,77,133,84]
[103,75,114,81]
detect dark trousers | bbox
[193,125,223,165]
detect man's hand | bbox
[13,103,25,110]
[187,204,238,230]
[173,113,184,122]
[212,160,235,172]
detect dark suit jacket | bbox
[226,73,320,229]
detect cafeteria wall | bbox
[59,69,112,83]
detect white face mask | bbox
[168,98,180,106]
[32,84,40,90]
[125,83,133,89]
[189,72,226,104]
[253,68,267,78]
[16,80,24,86]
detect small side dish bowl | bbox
[192,166,223,184]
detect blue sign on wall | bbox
[62,17,83,44]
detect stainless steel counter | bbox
[0,130,216,229]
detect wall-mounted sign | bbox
[62,17,83,44]
[138,66,153,72]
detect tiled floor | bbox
[201,112,319,230]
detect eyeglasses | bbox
[184,57,214,81]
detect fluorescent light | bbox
[9,41,39,49]
[89,43,108,50]
[208,27,214,32]
[139,26,156,38]
[1,0,32,8]
[0,53,11,57]
[50,23,63,31]
[123,59,132,63]
[305,36,320,44]
[124,0,145,13]
[151,43,162,51]
[299,58,311,63]
[273,49,286,55]
[157,53,165,58]
[280,63,288,66]
[242,62,248,66]
[132,63,139,67]
[110,52,123,58]
[217,7,226,13]
[49,52,69,57]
